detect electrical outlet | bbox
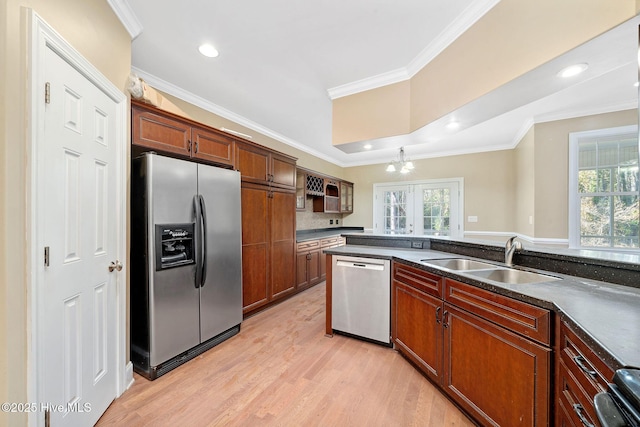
[336,219,339,224]
[411,241,423,249]
[330,219,334,224]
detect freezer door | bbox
[147,154,201,366]
[197,164,243,341]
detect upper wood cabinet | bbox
[235,141,296,189]
[132,102,234,166]
[340,181,353,213]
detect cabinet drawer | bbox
[297,240,320,252]
[444,279,551,346]
[559,322,614,399]
[392,262,442,298]
[320,236,339,247]
[557,358,599,427]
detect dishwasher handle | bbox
[335,260,385,271]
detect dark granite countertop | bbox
[324,244,640,371]
[296,227,364,242]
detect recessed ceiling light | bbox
[198,43,219,58]
[446,121,460,130]
[557,63,588,78]
[363,144,372,150]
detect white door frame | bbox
[373,178,464,238]
[27,10,130,425]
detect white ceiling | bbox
[113,1,639,167]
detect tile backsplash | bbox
[296,196,343,230]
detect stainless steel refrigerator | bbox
[130,152,242,380]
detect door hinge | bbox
[44,246,50,267]
[44,408,50,427]
[45,82,51,104]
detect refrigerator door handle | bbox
[198,195,208,288]
[194,195,203,288]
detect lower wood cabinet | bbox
[296,235,345,290]
[392,260,551,427]
[555,320,615,427]
[296,240,321,290]
[444,303,550,427]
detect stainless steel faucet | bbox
[505,236,522,266]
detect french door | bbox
[374,179,463,238]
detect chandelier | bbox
[385,147,415,174]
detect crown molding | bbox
[327,0,501,100]
[107,0,143,40]
[131,67,346,166]
[535,100,638,124]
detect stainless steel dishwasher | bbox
[331,255,391,346]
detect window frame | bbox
[568,124,639,250]
[373,178,464,238]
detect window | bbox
[569,125,639,249]
[374,179,463,238]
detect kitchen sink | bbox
[421,258,497,271]
[467,268,561,284]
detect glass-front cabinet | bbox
[296,169,306,210]
[340,181,354,213]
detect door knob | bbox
[109,260,123,272]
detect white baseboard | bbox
[125,361,134,390]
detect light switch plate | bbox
[468,216,478,223]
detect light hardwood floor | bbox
[96,282,474,426]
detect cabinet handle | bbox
[187,140,192,152]
[573,355,597,379]
[194,141,198,153]
[442,310,449,328]
[435,306,442,324]
[306,253,311,260]
[572,404,595,427]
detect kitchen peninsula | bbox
[324,234,640,426]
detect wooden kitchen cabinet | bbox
[555,320,615,427]
[392,262,444,384]
[241,183,296,314]
[296,240,321,290]
[313,178,340,213]
[391,261,551,427]
[444,303,550,427]
[296,236,345,290]
[236,141,296,189]
[132,102,234,166]
[340,181,353,213]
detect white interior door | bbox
[37,38,121,426]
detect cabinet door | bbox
[271,153,296,189]
[236,142,270,184]
[270,190,296,298]
[132,107,191,157]
[192,126,234,166]
[241,185,269,312]
[443,303,550,427]
[296,251,310,289]
[340,181,353,213]
[307,250,321,285]
[393,281,443,385]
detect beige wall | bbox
[514,128,536,237]
[332,81,410,145]
[341,150,516,232]
[1,1,130,425]
[342,109,638,242]
[333,0,638,145]
[533,109,638,239]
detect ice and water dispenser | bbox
[154,224,195,270]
